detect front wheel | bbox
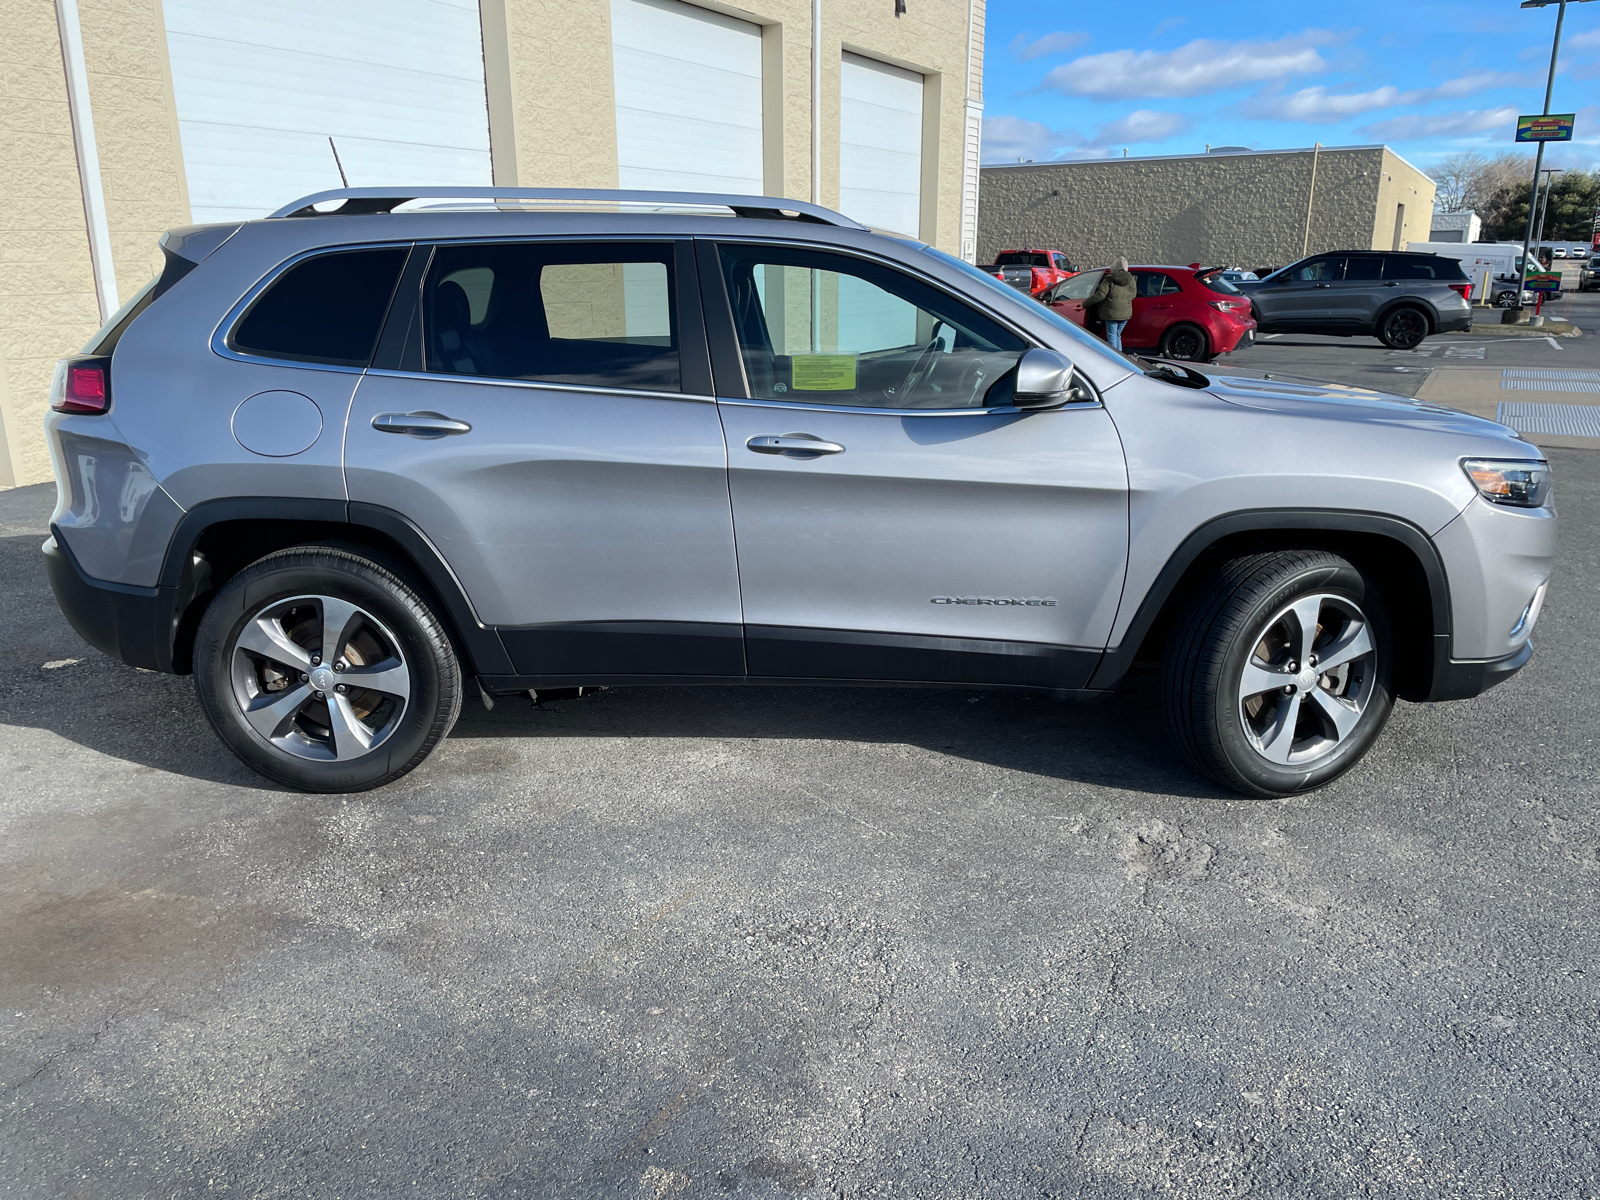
[1158,323,1211,361]
[1161,550,1394,797]
[194,545,462,792]
[1376,306,1429,349]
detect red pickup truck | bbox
[982,249,1077,297]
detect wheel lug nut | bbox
[1283,685,1295,695]
[300,672,309,682]
[313,690,325,700]
[311,655,321,666]
[333,661,344,672]
[335,684,347,694]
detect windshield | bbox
[919,247,1145,373]
[1199,271,1242,294]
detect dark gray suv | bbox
[41,188,1554,798]
[1237,251,1474,349]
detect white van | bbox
[1405,242,1525,304]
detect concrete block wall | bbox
[978,147,1437,272]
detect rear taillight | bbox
[1449,282,1471,301]
[50,356,111,414]
[1208,300,1244,312]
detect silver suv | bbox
[43,187,1556,797]
[1236,251,1475,349]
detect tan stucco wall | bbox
[0,0,189,487]
[1371,148,1436,252]
[978,147,1436,271]
[0,3,102,488]
[483,0,977,251]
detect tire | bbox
[194,544,462,792]
[1376,306,1430,349]
[1158,323,1210,361]
[1161,550,1395,798]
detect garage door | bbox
[610,0,764,195]
[840,53,923,237]
[163,0,493,223]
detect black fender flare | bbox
[1088,508,1453,694]
[158,497,513,676]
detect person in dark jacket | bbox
[1088,257,1136,351]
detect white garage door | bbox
[610,0,764,196]
[164,0,493,223]
[840,53,924,237]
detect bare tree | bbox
[1430,151,1486,212]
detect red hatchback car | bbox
[1040,265,1256,361]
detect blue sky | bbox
[980,0,1600,171]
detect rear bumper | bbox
[1424,639,1533,702]
[43,531,176,672]
[1436,307,1473,333]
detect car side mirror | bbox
[1013,348,1076,408]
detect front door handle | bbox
[372,411,472,437]
[1383,281,1401,287]
[1313,283,1333,288]
[746,434,844,456]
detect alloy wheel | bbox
[1236,592,1376,767]
[229,594,411,761]
[1383,309,1427,349]
[1163,327,1205,359]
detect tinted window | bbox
[718,244,1027,410]
[421,242,678,391]
[1344,255,1383,281]
[1385,256,1467,280]
[1134,271,1183,297]
[1200,271,1242,294]
[995,252,1049,267]
[232,248,406,366]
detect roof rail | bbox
[268,186,865,229]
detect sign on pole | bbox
[1516,114,1575,142]
[1525,273,1562,292]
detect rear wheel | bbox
[1162,550,1395,797]
[194,545,461,792]
[1158,323,1210,361]
[1376,306,1429,349]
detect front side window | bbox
[1290,257,1339,282]
[718,244,1028,410]
[1050,269,1105,302]
[421,241,678,391]
[231,247,406,366]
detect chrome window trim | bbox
[360,367,715,405]
[211,239,416,372]
[714,395,1103,418]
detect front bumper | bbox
[43,532,177,672]
[1425,639,1533,701]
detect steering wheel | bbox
[893,323,952,403]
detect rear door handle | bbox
[746,434,844,456]
[372,411,472,437]
[1383,281,1401,287]
[1313,283,1333,288]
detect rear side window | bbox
[421,242,678,391]
[1199,272,1241,294]
[1344,255,1383,281]
[1134,272,1182,297]
[231,248,406,366]
[1385,256,1466,281]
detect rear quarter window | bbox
[1385,257,1467,281]
[230,247,407,366]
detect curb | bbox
[1464,323,1581,338]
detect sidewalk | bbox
[1417,366,1600,450]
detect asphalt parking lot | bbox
[4,350,1599,1197]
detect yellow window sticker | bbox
[790,354,857,391]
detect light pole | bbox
[1515,0,1595,307]
[1533,168,1563,258]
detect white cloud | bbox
[1089,109,1194,146]
[1357,106,1520,141]
[1568,29,1600,49]
[1152,16,1184,37]
[1242,72,1530,122]
[980,115,1078,164]
[1041,32,1338,100]
[1009,31,1089,62]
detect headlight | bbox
[1461,458,1552,508]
